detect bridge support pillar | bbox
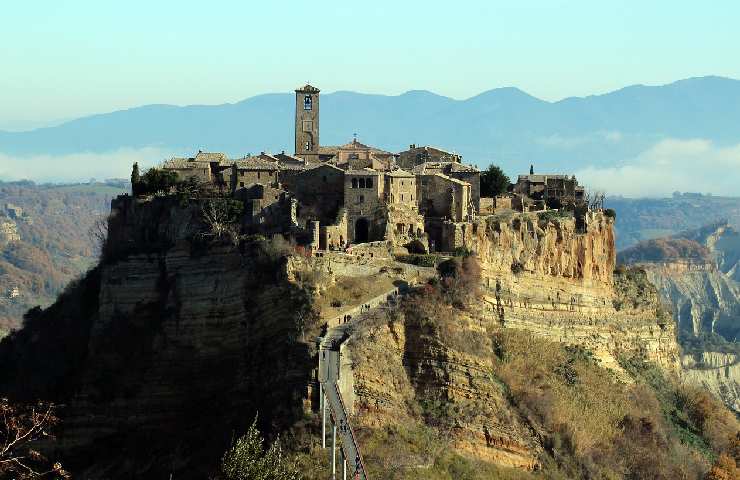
[332,424,337,479]
[321,384,326,449]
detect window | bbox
[401,194,404,202]
[359,178,366,188]
[359,195,364,203]
[410,194,413,201]
[366,178,373,188]
[401,181,404,186]
[257,172,261,179]
[304,94,312,110]
[322,175,327,183]
[352,178,358,188]
[302,120,313,132]
[240,182,244,187]
[305,141,311,151]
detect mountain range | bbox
[2,76,740,176]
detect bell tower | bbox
[295,84,320,162]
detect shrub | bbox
[511,261,524,274]
[221,417,301,480]
[395,254,441,267]
[603,208,616,218]
[133,168,179,196]
[436,255,481,307]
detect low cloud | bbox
[576,138,740,197]
[0,147,174,183]
[537,131,624,149]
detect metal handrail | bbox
[333,381,368,478]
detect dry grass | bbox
[315,274,396,320]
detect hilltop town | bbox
[135,84,593,254]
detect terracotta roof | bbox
[418,172,471,187]
[255,152,280,163]
[305,163,344,172]
[225,158,279,171]
[447,162,479,173]
[275,152,305,163]
[398,145,461,157]
[161,158,211,169]
[194,152,228,162]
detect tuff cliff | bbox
[341,211,683,475]
[0,203,693,478]
[468,211,678,372]
[0,195,322,478]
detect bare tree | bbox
[89,214,110,259]
[201,199,240,244]
[0,399,69,479]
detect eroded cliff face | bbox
[681,352,740,412]
[468,212,678,372]
[617,223,740,412]
[26,196,320,478]
[643,261,740,339]
[345,212,680,472]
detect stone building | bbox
[161,156,215,183]
[413,161,481,211]
[513,174,585,207]
[417,173,472,222]
[228,158,280,190]
[344,169,386,243]
[144,83,592,255]
[397,145,462,170]
[286,163,345,224]
[319,138,396,170]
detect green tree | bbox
[131,162,141,194]
[480,164,511,197]
[221,417,301,480]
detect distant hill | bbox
[0,182,125,336]
[609,194,740,250]
[2,76,740,176]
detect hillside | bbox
[2,76,740,178]
[0,181,126,336]
[618,222,740,412]
[1,191,736,479]
[610,194,740,250]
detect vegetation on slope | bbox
[617,237,712,265]
[0,181,124,335]
[609,195,740,251]
[284,255,740,479]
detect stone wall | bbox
[417,173,471,221]
[287,164,345,224]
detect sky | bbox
[1,0,739,131]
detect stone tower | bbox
[295,84,320,162]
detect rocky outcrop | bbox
[344,211,680,472]
[468,212,677,372]
[2,195,321,479]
